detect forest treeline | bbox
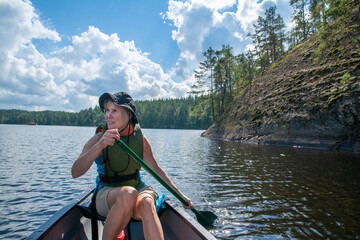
[191,0,357,122]
[0,97,212,129]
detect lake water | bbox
[0,124,359,239]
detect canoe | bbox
[27,189,216,240]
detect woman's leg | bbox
[133,194,164,240]
[102,186,138,240]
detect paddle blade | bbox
[193,209,218,227]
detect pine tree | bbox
[290,0,311,42]
[250,6,286,69]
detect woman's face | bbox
[104,101,130,130]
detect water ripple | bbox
[1,126,360,239]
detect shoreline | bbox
[202,127,360,153]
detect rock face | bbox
[202,12,360,152]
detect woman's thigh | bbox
[95,186,113,217]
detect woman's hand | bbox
[182,196,194,209]
[99,129,120,148]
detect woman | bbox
[72,92,194,240]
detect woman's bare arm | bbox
[72,129,120,178]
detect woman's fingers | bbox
[100,129,120,147]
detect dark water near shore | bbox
[0,124,359,239]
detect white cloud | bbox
[0,0,60,54]
[191,0,236,10]
[164,0,280,83]
[0,0,190,111]
[236,0,277,32]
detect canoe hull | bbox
[27,190,216,240]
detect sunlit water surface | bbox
[0,125,359,239]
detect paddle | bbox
[115,139,217,227]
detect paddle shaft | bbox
[115,140,190,207]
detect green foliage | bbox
[314,42,327,63]
[249,6,286,70]
[0,106,103,126]
[313,0,359,62]
[136,97,211,129]
[189,95,212,120]
[0,98,212,129]
[290,0,312,42]
[191,45,257,124]
[339,72,353,84]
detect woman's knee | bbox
[122,186,138,197]
[112,186,138,207]
[135,196,156,219]
[140,196,155,208]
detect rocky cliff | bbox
[202,10,360,152]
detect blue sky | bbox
[0,0,292,111]
[31,0,180,71]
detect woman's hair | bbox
[102,99,112,110]
[103,99,133,120]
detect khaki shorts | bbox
[95,185,158,217]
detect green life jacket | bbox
[96,123,143,188]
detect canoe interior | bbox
[27,190,216,240]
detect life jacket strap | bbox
[99,171,139,184]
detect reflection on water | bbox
[0,125,359,239]
[205,140,360,239]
